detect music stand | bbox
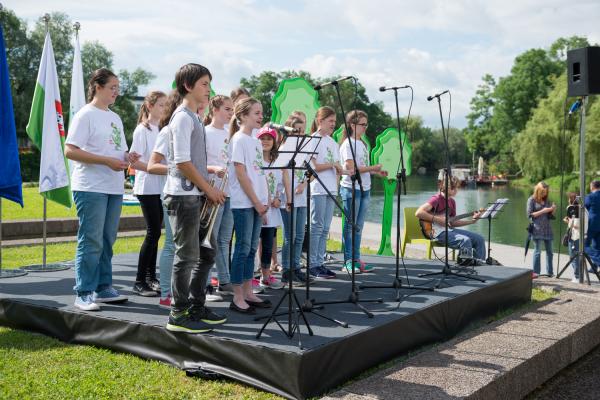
[255,134,320,344]
[480,198,508,265]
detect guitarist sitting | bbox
[415,176,487,265]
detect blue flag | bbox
[0,24,23,207]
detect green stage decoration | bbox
[271,78,320,135]
[371,128,412,256]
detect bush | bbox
[19,150,40,183]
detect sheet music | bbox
[480,198,509,219]
[270,135,321,168]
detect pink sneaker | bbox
[532,272,539,279]
[252,278,264,294]
[210,277,219,287]
[159,295,171,309]
[260,275,284,290]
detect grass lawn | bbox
[1,186,142,221]
[0,235,553,399]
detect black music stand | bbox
[255,134,320,345]
[481,198,508,265]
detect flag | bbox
[0,25,23,207]
[69,31,85,129]
[26,32,72,208]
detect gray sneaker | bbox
[217,283,235,296]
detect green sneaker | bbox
[343,260,362,274]
[166,311,212,334]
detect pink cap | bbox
[257,126,277,140]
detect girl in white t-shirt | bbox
[129,91,167,297]
[202,95,235,296]
[256,125,285,290]
[339,110,387,274]
[228,98,271,313]
[65,68,140,311]
[308,107,343,279]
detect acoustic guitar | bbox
[419,208,484,240]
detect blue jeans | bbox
[309,195,335,267]
[434,228,487,261]
[533,239,553,275]
[586,232,600,269]
[159,204,175,297]
[231,208,262,284]
[340,187,370,262]
[73,191,122,295]
[281,207,307,271]
[568,239,580,278]
[214,198,233,284]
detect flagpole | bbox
[19,12,69,273]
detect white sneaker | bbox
[205,293,223,302]
[74,294,100,311]
[571,277,580,283]
[260,275,284,290]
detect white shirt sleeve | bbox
[340,141,352,162]
[170,112,193,164]
[65,111,91,148]
[153,129,168,157]
[231,135,246,164]
[130,125,147,162]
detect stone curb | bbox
[322,278,600,400]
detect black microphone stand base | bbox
[360,277,434,302]
[419,264,486,289]
[556,251,600,285]
[314,290,383,319]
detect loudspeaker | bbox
[567,46,600,97]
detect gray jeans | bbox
[163,195,215,314]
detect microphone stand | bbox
[418,94,485,288]
[313,80,382,318]
[360,86,434,300]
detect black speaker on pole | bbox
[567,46,600,97]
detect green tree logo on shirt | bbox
[110,122,122,151]
[267,172,277,196]
[254,147,265,174]
[325,147,335,164]
[295,169,304,181]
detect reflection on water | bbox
[336,175,568,253]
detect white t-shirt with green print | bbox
[310,132,340,196]
[66,104,128,194]
[340,137,371,191]
[228,131,269,209]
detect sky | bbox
[6,0,600,128]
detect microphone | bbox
[379,85,410,92]
[269,123,300,134]
[427,90,449,101]
[569,98,582,114]
[314,76,354,90]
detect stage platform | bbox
[0,254,531,399]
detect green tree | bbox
[464,74,496,159]
[548,36,590,63]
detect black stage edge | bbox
[0,253,531,400]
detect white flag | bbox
[69,32,85,129]
[25,32,72,208]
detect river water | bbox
[336,175,569,253]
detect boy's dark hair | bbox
[592,180,600,190]
[174,63,212,97]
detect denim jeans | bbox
[309,195,335,267]
[213,198,233,284]
[73,191,122,295]
[231,208,262,284]
[532,239,553,275]
[340,187,370,262]
[281,207,307,271]
[568,238,580,278]
[434,228,487,261]
[159,204,175,297]
[163,195,215,314]
[586,232,600,268]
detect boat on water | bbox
[437,164,475,187]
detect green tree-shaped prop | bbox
[371,128,412,255]
[271,77,320,134]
